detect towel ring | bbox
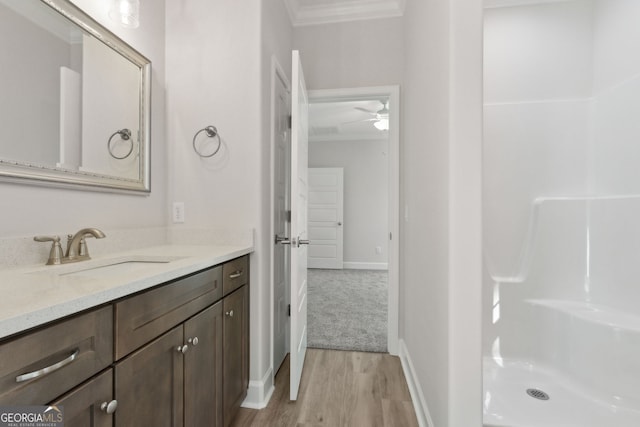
[108,129,134,160]
[193,125,222,158]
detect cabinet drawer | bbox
[115,265,222,359]
[223,255,248,296]
[0,306,113,405]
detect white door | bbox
[273,70,290,374]
[308,168,344,269]
[289,50,309,401]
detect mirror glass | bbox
[0,0,150,192]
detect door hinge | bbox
[287,304,291,317]
[288,115,292,129]
[389,232,392,240]
[286,210,291,222]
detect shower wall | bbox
[484,0,640,355]
[483,0,593,279]
[591,0,640,194]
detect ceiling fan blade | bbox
[341,118,378,125]
[354,107,378,115]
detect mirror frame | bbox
[0,0,151,193]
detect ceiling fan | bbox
[343,100,390,131]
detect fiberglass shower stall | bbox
[482,0,640,425]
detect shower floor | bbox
[483,357,640,427]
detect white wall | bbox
[402,0,483,425]
[0,0,167,239]
[402,0,451,425]
[309,139,389,266]
[293,17,404,90]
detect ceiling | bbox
[309,98,389,143]
[284,0,405,26]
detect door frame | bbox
[270,81,401,380]
[270,56,291,386]
[308,85,400,355]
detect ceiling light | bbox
[109,0,140,29]
[373,118,389,131]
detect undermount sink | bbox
[31,255,184,278]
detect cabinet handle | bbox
[225,310,234,317]
[229,270,243,279]
[176,344,189,354]
[188,337,199,346]
[100,400,118,414]
[15,348,80,383]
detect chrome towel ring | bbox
[193,125,222,158]
[108,129,134,159]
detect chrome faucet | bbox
[34,228,106,265]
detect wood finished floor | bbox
[231,348,419,427]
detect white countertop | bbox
[0,244,253,340]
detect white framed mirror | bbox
[0,0,151,192]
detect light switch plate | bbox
[172,202,185,223]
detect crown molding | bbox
[484,0,574,9]
[285,0,405,27]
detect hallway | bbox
[231,349,418,427]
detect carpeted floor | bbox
[307,268,388,353]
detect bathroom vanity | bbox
[0,245,251,427]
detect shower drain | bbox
[526,388,550,401]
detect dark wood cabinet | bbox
[185,302,223,427]
[223,285,249,427]
[0,306,112,405]
[0,254,248,427]
[114,265,222,360]
[113,256,248,427]
[50,369,114,427]
[114,301,225,427]
[114,326,184,427]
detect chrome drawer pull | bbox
[16,348,80,383]
[229,270,243,279]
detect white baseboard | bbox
[241,367,275,409]
[399,339,434,427]
[343,262,388,270]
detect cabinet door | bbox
[115,326,184,427]
[184,302,223,427]
[50,369,113,427]
[223,285,249,427]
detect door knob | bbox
[188,337,199,346]
[275,235,291,245]
[176,344,188,354]
[226,310,234,317]
[298,239,310,245]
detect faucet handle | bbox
[34,235,64,265]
